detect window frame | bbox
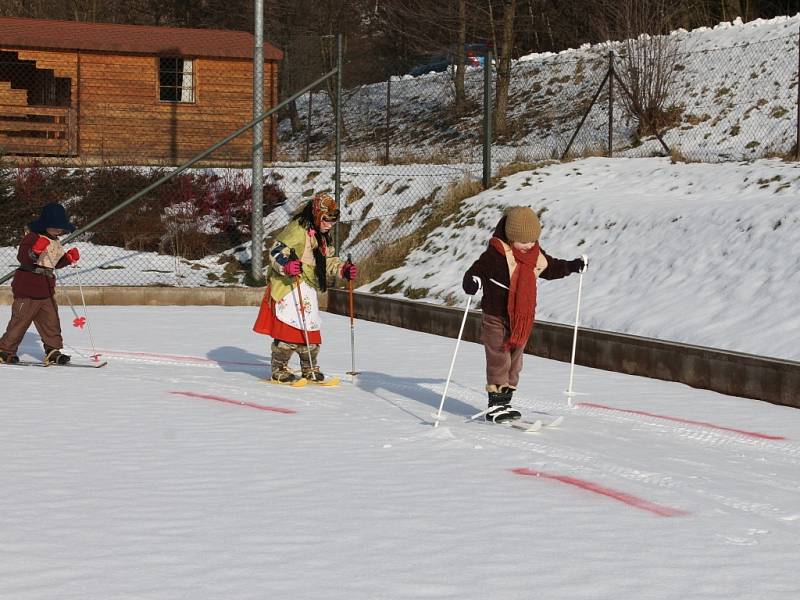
[157,56,196,104]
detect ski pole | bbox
[289,249,316,373]
[55,264,100,361]
[73,265,100,361]
[433,276,481,428]
[345,253,359,379]
[565,254,588,408]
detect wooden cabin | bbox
[0,16,282,165]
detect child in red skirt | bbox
[253,194,356,383]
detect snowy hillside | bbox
[2,306,800,599]
[367,157,800,362]
[280,14,800,163]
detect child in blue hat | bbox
[0,203,81,365]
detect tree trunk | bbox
[493,0,516,138]
[454,0,467,112]
[722,0,743,20]
[288,99,303,134]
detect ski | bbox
[544,415,564,428]
[263,376,340,388]
[511,416,564,430]
[470,405,564,429]
[264,377,308,387]
[307,376,340,387]
[6,360,108,368]
[506,419,543,433]
[471,415,563,433]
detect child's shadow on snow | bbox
[354,371,478,423]
[206,346,269,379]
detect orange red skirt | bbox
[253,288,322,345]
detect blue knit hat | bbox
[28,203,75,234]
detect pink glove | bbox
[283,259,302,277]
[32,236,51,254]
[341,262,358,281]
[65,248,80,264]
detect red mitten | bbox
[32,236,51,254]
[283,259,302,277]
[341,262,358,281]
[65,248,80,264]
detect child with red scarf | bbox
[462,206,585,423]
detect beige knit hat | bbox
[504,206,541,243]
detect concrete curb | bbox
[326,288,800,409]
[0,286,268,306]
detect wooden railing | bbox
[0,104,77,156]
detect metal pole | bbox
[433,291,476,427]
[250,0,265,285]
[0,68,338,286]
[565,254,588,408]
[561,69,610,160]
[305,90,313,162]
[482,49,493,189]
[608,51,614,158]
[796,25,800,161]
[335,33,343,251]
[385,77,391,164]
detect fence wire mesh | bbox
[2,26,800,289]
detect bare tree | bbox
[597,1,684,141]
[454,0,468,110]
[487,0,517,138]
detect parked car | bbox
[408,54,450,77]
[408,43,491,77]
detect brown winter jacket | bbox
[11,232,70,299]
[462,216,577,319]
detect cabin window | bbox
[159,57,194,103]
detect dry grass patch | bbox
[358,174,482,288]
[349,218,381,247]
[346,186,366,205]
[496,160,555,179]
[391,187,442,227]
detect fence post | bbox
[482,49,493,189]
[385,77,391,164]
[796,25,799,161]
[250,0,265,285]
[305,90,313,162]
[561,68,610,160]
[335,33,343,250]
[608,51,614,158]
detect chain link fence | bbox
[2,24,800,289]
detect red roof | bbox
[0,16,282,60]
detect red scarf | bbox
[489,237,540,350]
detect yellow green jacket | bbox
[267,220,343,302]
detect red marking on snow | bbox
[91,348,264,367]
[72,316,86,329]
[169,391,296,414]
[577,402,786,441]
[512,468,688,517]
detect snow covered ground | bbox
[2,306,799,599]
